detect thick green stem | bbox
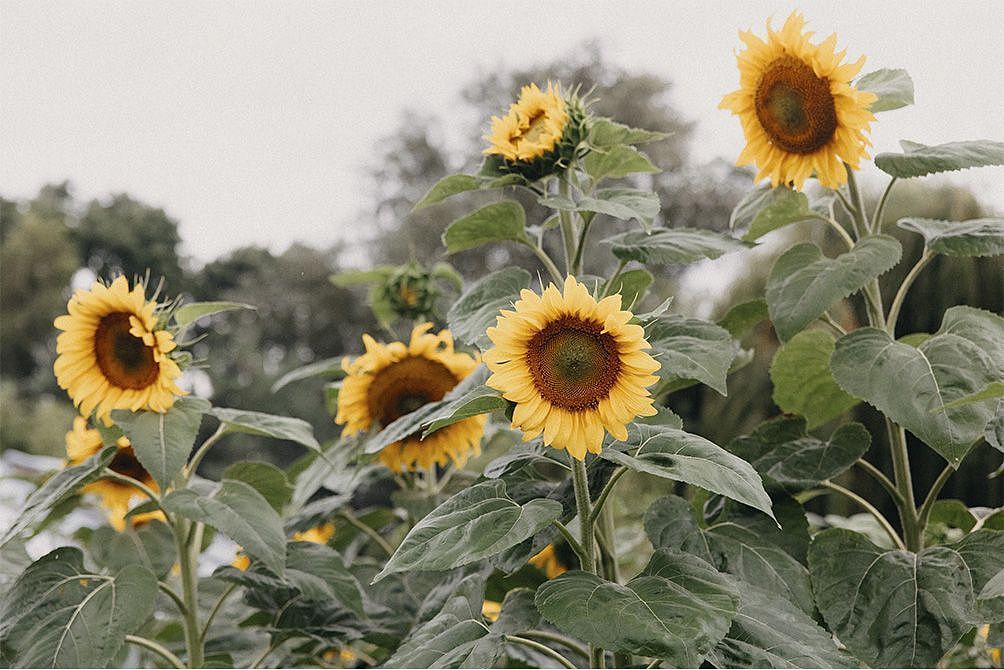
[917,464,956,534]
[175,519,204,668]
[551,519,587,567]
[570,459,595,573]
[570,214,593,276]
[844,167,869,239]
[813,213,854,250]
[184,424,227,484]
[588,466,626,525]
[558,179,578,275]
[126,634,186,669]
[855,458,905,507]
[159,581,188,616]
[821,481,905,550]
[871,177,899,233]
[504,635,577,669]
[522,630,589,659]
[887,421,922,551]
[887,250,934,336]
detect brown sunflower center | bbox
[367,356,460,426]
[754,56,837,154]
[109,446,149,481]
[525,316,621,411]
[94,312,161,390]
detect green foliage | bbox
[605,227,752,265]
[210,407,322,452]
[173,301,255,329]
[447,267,531,350]
[875,139,1004,178]
[770,330,860,428]
[856,68,915,112]
[898,217,1004,257]
[645,315,740,395]
[729,184,815,242]
[443,201,528,253]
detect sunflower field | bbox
[4,11,1004,670]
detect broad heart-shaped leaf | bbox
[163,479,286,576]
[0,446,114,547]
[222,461,293,512]
[601,423,774,519]
[809,528,975,668]
[535,549,739,666]
[374,480,562,581]
[729,184,815,242]
[856,67,915,112]
[442,201,528,254]
[413,173,480,211]
[589,118,671,147]
[937,382,1004,411]
[173,300,254,328]
[605,227,752,265]
[831,327,999,465]
[875,139,1004,178]
[210,407,321,451]
[770,330,860,428]
[645,315,739,396]
[420,383,505,437]
[447,267,531,350]
[0,547,156,668]
[112,396,211,490]
[950,530,1004,624]
[766,236,902,341]
[271,356,345,392]
[898,217,1004,257]
[577,188,660,231]
[284,541,365,617]
[582,144,660,180]
[89,520,176,579]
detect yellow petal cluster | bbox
[484,82,569,162]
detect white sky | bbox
[2,1,1003,262]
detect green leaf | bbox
[856,68,915,112]
[729,185,815,242]
[0,446,115,547]
[271,357,346,392]
[898,217,1004,257]
[951,530,1004,623]
[112,396,210,491]
[447,267,531,350]
[809,528,974,667]
[589,118,670,147]
[162,479,286,576]
[173,301,255,328]
[583,144,660,180]
[607,268,652,310]
[223,461,293,513]
[535,549,739,666]
[718,299,769,339]
[413,174,481,211]
[577,188,660,231]
[420,384,506,437]
[601,424,774,519]
[937,306,1004,377]
[875,139,1004,178]
[830,327,1000,465]
[442,201,528,253]
[284,541,365,617]
[935,382,1004,412]
[210,407,321,452]
[374,480,562,581]
[89,521,176,579]
[605,227,752,265]
[646,316,739,395]
[329,265,395,287]
[0,547,157,668]
[770,330,860,428]
[766,236,902,341]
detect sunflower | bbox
[485,82,569,162]
[719,12,877,190]
[54,276,185,425]
[335,323,485,473]
[484,276,661,460]
[528,544,568,579]
[291,522,336,544]
[65,416,162,531]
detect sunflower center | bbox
[754,56,838,154]
[521,110,550,145]
[367,355,459,426]
[109,446,149,481]
[94,313,161,390]
[525,316,621,411]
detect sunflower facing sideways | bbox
[720,12,877,190]
[485,276,661,460]
[54,275,185,425]
[336,323,485,473]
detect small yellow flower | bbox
[484,82,569,163]
[720,12,877,190]
[485,276,660,460]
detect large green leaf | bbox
[374,480,562,581]
[413,174,481,211]
[951,530,1004,623]
[222,461,293,512]
[766,236,902,341]
[937,306,1004,377]
[898,217,1004,257]
[589,118,671,147]
[89,521,176,579]
[210,407,321,452]
[770,330,860,428]
[173,300,255,328]
[112,396,211,490]
[830,327,999,465]
[601,424,774,518]
[163,479,286,576]
[442,201,528,253]
[535,549,739,666]
[875,139,1004,178]
[645,316,739,395]
[729,184,816,242]
[447,267,531,350]
[420,384,505,437]
[284,541,365,617]
[605,227,752,265]
[0,446,115,547]
[582,144,660,180]
[809,528,975,668]
[856,68,915,112]
[607,268,652,310]
[577,188,660,231]
[718,298,769,339]
[0,547,156,668]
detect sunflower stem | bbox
[872,177,899,233]
[521,630,589,659]
[570,213,593,276]
[887,420,922,552]
[100,471,162,508]
[558,178,578,276]
[125,634,186,669]
[504,635,577,669]
[521,240,564,286]
[855,458,905,507]
[587,466,627,526]
[569,459,596,573]
[174,518,204,668]
[200,582,238,644]
[600,260,627,299]
[820,481,904,550]
[917,464,956,535]
[184,424,228,484]
[550,519,588,567]
[887,249,934,337]
[158,581,188,616]
[338,510,395,557]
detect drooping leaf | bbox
[173,301,255,328]
[222,461,294,512]
[589,118,671,147]
[898,217,1004,257]
[646,315,739,396]
[374,480,562,581]
[442,201,528,254]
[605,228,752,265]
[413,174,481,211]
[577,188,660,231]
[210,407,321,452]
[770,330,860,428]
[89,521,176,579]
[766,236,902,341]
[535,549,739,666]
[875,139,1004,178]
[582,144,660,180]
[112,396,211,490]
[420,384,506,437]
[856,68,915,112]
[447,267,531,350]
[271,356,346,392]
[729,184,815,242]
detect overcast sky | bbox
[2,1,1002,263]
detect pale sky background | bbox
[2,1,1002,264]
